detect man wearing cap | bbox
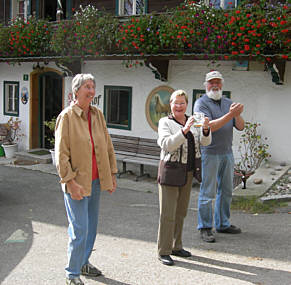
[193,71,244,243]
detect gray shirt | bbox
[194,94,234,155]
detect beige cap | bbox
[205,71,223,82]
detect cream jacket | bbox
[158,116,212,163]
[55,103,118,196]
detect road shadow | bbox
[174,256,291,284]
[85,275,132,285]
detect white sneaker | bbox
[66,277,84,285]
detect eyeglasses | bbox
[173,102,186,106]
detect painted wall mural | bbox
[145,85,174,132]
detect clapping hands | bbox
[230,103,244,118]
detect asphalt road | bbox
[0,165,291,285]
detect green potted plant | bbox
[44,117,56,165]
[1,117,23,158]
[234,121,271,189]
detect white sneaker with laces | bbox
[66,277,84,285]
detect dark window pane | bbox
[4,82,18,115]
[136,0,144,14]
[105,87,131,129]
[124,0,133,15]
[18,1,25,19]
[7,84,17,112]
[123,0,144,15]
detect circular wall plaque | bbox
[145,85,174,132]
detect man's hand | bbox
[230,103,244,118]
[202,117,210,135]
[202,117,210,129]
[209,102,244,133]
[67,179,85,200]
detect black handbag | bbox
[158,146,187,187]
[193,157,202,183]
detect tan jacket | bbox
[55,103,118,196]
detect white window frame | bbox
[4,81,19,116]
[118,0,145,16]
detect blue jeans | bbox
[64,179,101,279]
[197,153,234,230]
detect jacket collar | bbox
[71,102,97,117]
[168,114,189,126]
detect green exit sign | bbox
[23,74,29,81]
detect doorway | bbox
[30,70,63,149]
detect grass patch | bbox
[29,150,50,155]
[231,196,287,214]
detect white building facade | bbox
[0,59,290,163]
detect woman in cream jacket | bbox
[157,90,211,266]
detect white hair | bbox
[170,89,188,104]
[72,73,95,99]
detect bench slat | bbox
[111,134,160,180]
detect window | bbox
[3,81,19,116]
[36,0,67,21]
[18,0,25,19]
[104,86,132,130]
[11,0,28,21]
[207,0,239,8]
[118,0,147,16]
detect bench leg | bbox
[135,164,150,181]
[117,161,127,178]
[118,161,134,178]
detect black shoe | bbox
[200,228,215,243]
[158,255,174,266]
[81,263,102,277]
[171,249,191,257]
[216,225,242,234]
